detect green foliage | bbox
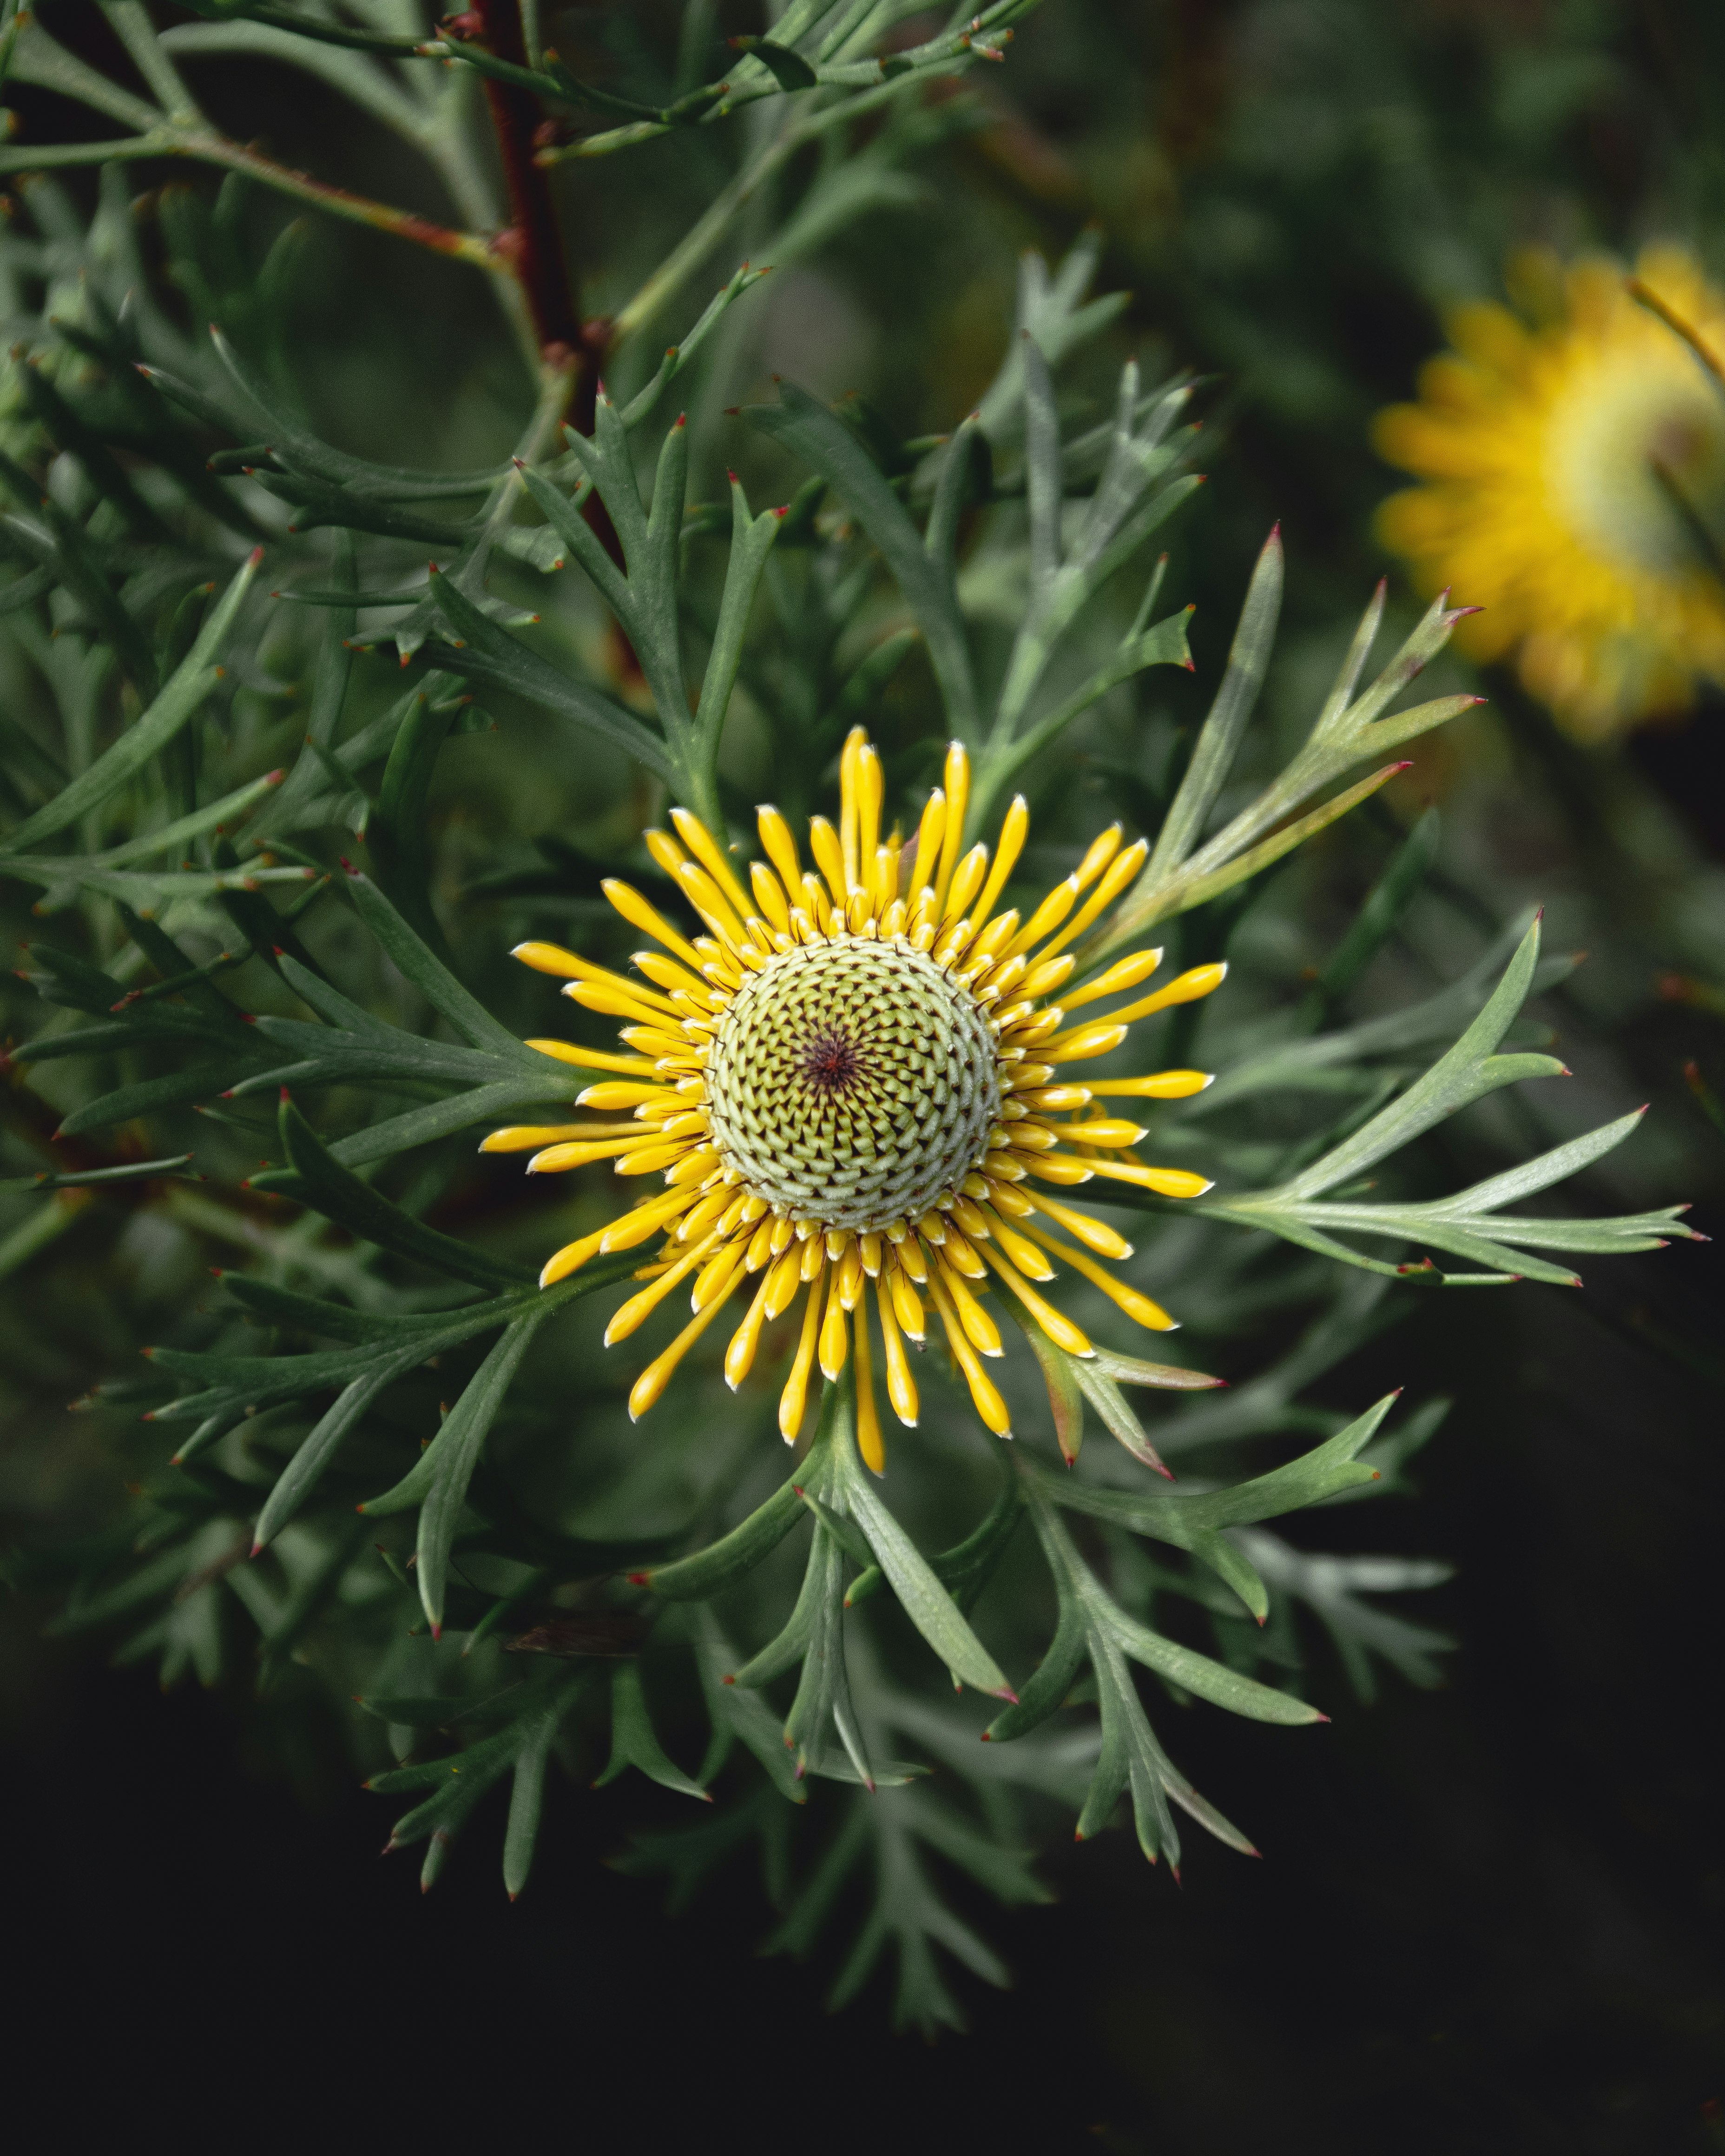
[0,0,1698,2031]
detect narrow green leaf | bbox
[832,1398,1013,1698]
[252,1346,430,1549]
[745,381,978,741]
[412,1311,546,1633]
[594,1660,710,1799]
[731,34,817,90]
[0,548,260,855]
[1144,525,1282,883]
[1101,1600,1324,1724]
[424,570,673,779]
[638,1396,835,1600]
[277,1095,533,1289]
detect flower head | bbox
[486,730,1222,1470]
[1374,244,1725,738]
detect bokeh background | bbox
[3,2,1723,2149]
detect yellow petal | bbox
[643,827,691,881]
[540,1229,606,1288]
[972,794,1027,930]
[1087,1070,1214,1099]
[563,979,682,1026]
[481,1124,589,1153]
[1035,838,1147,960]
[674,861,749,949]
[818,1265,851,1380]
[575,1082,690,1111]
[942,842,989,927]
[1078,1157,1214,1199]
[751,859,792,934]
[926,1268,1012,1435]
[666,1147,722,1186]
[527,1138,643,1173]
[1058,946,1166,1013]
[627,951,716,1003]
[935,1251,1002,1355]
[933,741,969,912]
[601,879,705,971]
[605,1225,724,1345]
[1011,1187,1133,1259]
[1058,1118,1148,1149]
[525,1040,659,1076]
[868,840,897,914]
[1100,962,1229,1027]
[906,788,946,899]
[612,1140,690,1176]
[884,1259,925,1344]
[629,1284,738,1421]
[1010,1086,1091,1114]
[1073,823,1124,892]
[1019,948,1076,995]
[779,1279,824,1442]
[1017,1219,1176,1331]
[669,804,753,920]
[724,1267,777,1389]
[692,1241,745,1313]
[601,1187,700,1252]
[764,1246,804,1319]
[875,1274,919,1427]
[1040,1020,1130,1063]
[756,804,803,897]
[809,815,848,905]
[511,940,587,976]
[839,727,866,887]
[854,1300,886,1474]
[980,1208,1053,1280]
[1013,1150,1095,1185]
[1009,882,1078,960]
[980,1242,1092,1356]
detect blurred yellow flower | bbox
[1373,245,1725,739]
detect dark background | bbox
[8,1248,1720,2153]
[4,3,1725,2149]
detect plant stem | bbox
[468,0,580,358]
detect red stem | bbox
[467,0,582,357]
[461,0,632,670]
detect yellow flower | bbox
[484,730,1223,1471]
[1373,244,1725,739]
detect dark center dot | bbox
[802,1029,860,1093]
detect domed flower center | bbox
[1553,358,1725,577]
[704,934,1001,1233]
